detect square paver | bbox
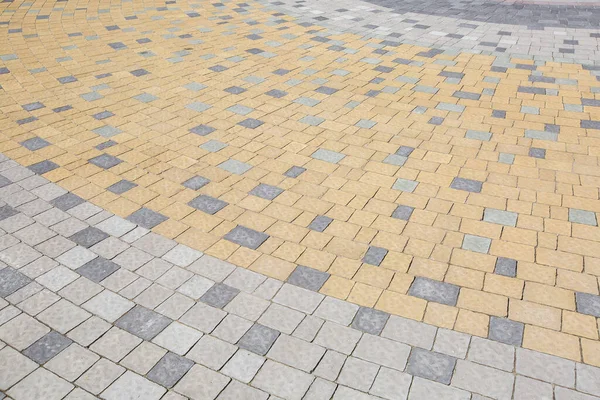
[351,307,390,335]
[308,215,332,232]
[576,292,600,317]
[287,265,329,291]
[569,209,597,226]
[147,352,194,388]
[218,159,252,175]
[0,267,32,297]
[249,184,284,200]
[126,208,168,229]
[450,177,483,193]
[182,176,210,190]
[489,316,524,346]
[22,331,72,364]
[107,180,137,194]
[153,322,203,356]
[51,193,85,211]
[224,225,269,249]
[495,257,517,277]
[284,166,306,178]
[28,160,59,175]
[173,364,230,400]
[393,178,418,192]
[407,347,457,384]
[102,371,165,400]
[69,227,109,248]
[77,257,120,282]
[238,118,264,129]
[238,323,280,356]
[115,305,172,340]
[188,195,228,214]
[462,234,491,254]
[88,154,122,169]
[21,137,51,151]
[7,368,73,400]
[362,246,388,266]
[311,148,345,163]
[391,204,414,220]
[200,283,240,308]
[189,124,216,136]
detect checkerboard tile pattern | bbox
[1,0,600,383]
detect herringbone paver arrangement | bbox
[1,0,600,398]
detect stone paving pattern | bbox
[1,0,600,397]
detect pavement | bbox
[0,0,600,399]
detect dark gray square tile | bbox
[107,180,137,194]
[308,215,332,232]
[95,140,117,150]
[362,246,388,266]
[391,205,414,221]
[284,166,305,178]
[265,89,287,98]
[189,124,215,136]
[188,195,228,214]
[224,225,269,249]
[89,154,123,169]
[0,177,12,189]
[249,184,283,200]
[237,323,280,355]
[492,110,506,118]
[408,277,460,306]
[93,111,114,120]
[428,116,444,125]
[407,348,456,384]
[209,65,228,72]
[130,68,150,77]
[529,148,546,159]
[576,292,600,318]
[28,160,59,175]
[450,177,483,193]
[182,176,210,190]
[225,86,246,95]
[77,257,120,282]
[0,267,32,297]
[23,331,72,364]
[395,146,414,157]
[70,227,109,248]
[0,205,19,221]
[21,137,50,151]
[287,265,329,291]
[315,86,338,95]
[489,316,524,346]
[147,352,194,388]
[495,257,517,277]
[200,283,240,308]
[58,76,77,84]
[50,193,85,211]
[126,207,168,229]
[351,307,389,335]
[115,305,172,340]
[238,118,263,129]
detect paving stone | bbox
[238,323,280,355]
[0,267,31,297]
[351,307,389,335]
[462,234,491,253]
[180,302,227,333]
[186,334,237,369]
[382,316,437,350]
[577,363,600,397]
[22,331,72,364]
[0,347,38,390]
[224,225,269,249]
[468,336,514,371]
[362,246,388,266]
[66,316,111,347]
[452,360,514,400]
[250,183,284,200]
[370,367,412,400]
[21,137,51,151]
[154,321,203,356]
[7,367,74,400]
[516,348,575,387]
[45,343,99,381]
[569,209,598,226]
[217,380,269,400]
[252,360,314,400]
[495,257,517,277]
[200,282,240,308]
[513,375,553,400]
[314,296,358,326]
[69,227,109,248]
[28,160,59,175]
[82,290,134,322]
[308,215,333,232]
[391,205,414,220]
[126,208,168,229]
[75,358,125,395]
[311,148,345,163]
[182,175,210,190]
[147,352,194,388]
[273,283,324,313]
[77,257,120,282]
[238,118,264,129]
[407,347,456,384]
[120,341,166,375]
[115,305,172,340]
[484,208,518,227]
[103,371,166,400]
[287,265,329,291]
[267,334,325,372]
[338,356,380,392]
[50,193,85,211]
[408,277,459,306]
[393,178,418,192]
[107,180,137,194]
[577,291,600,317]
[353,333,410,371]
[489,316,524,346]
[174,364,230,400]
[284,166,306,178]
[408,377,470,400]
[433,328,471,359]
[132,232,176,257]
[90,326,141,362]
[221,349,265,383]
[88,154,122,169]
[314,321,361,355]
[450,177,483,193]
[0,313,50,350]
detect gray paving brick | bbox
[69,227,109,248]
[267,334,325,372]
[22,331,72,363]
[200,283,239,308]
[225,225,269,249]
[393,178,418,192]
[577,292,600,317]
[353,333,410,371]
[407,348,456,384]
[382,316,437,350]
[338,356,379,391]
[50,193,85,211]
[569,209,597,226]
[218,159,253,175]
[489,316,524,346]
[238,323,280,355]
[514,376,553,400]
[408,277,459,306]
[182,176,210,190]
[88,154,122,169]
[409,377,470,400]
[311,148,345,163]
[495,257,517,277]
[462,234,491,253]
[468,336,514,371]
[253,360,313,400]
[555,387,600,400]
[284,166,306,178]
[391,205,414,220]
[217,380,268,400]
[238,118,264,129]
[516,348,575,387]
[577,363,600,397]
[132,232,176,257]
[0,267,31,297]
[126,208,168,229]
[362,246,387,266]
[0,205,19,221]
[115,305,172,340]
[21,137,51,151]
[314,321,361,355]
[351,307,389,335]
[28,160,59,175]
[250,184,284,200]
[452,360,514,400]
[450,177,483,193]
[147,352,194,388]
[76,257,120,282]
[370,367,411,400]
[484,208,518,227]
[287,265,329,291]
[433,328,471,358]
[188,195,228,214]
[107,180,137,194]
[308,215,333,232]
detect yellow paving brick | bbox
[523,325,581,362]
